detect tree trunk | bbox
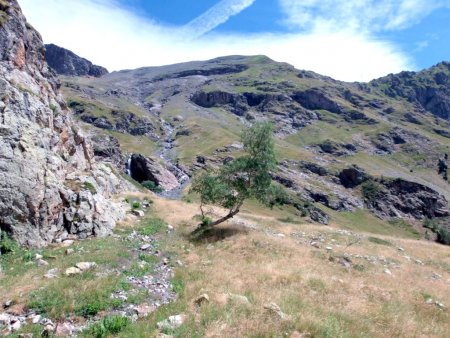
[193,201,244,235]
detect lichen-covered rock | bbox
[0,0,127,246]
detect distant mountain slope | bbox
[45,43,108,77]
[60,54,450,236]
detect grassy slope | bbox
[3,193,449,337]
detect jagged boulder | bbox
[369,179,449,219]
[45,43,108,77]
[339,166,369,188]
[128,154,178,191]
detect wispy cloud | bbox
[182,0,256,39]
[279,0,450,33]
[18,0,420,81]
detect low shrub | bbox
[142,180,163,193]
[85,315,130,338]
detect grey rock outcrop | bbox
[45,43,108,77]
[128,154,179,191]
[0,0,126,246]
[369,179,449,219]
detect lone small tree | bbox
[190,122,287,232]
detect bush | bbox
[436,226,450,245]
[86,315,130,338]
[82,181,97,194]
[131,201,141,209]
[0,233,17,255]
[142,180,163,193]
[361,179,383,204]
[423,217,450,245]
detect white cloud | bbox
[19,0,414,81]
[279,0,450,33]
[182,0,256,39]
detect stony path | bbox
[0,222,178,336]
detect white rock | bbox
[10,320,21,332]
[75,262,97,271]
[0,313,10,325]
[384,269,392,275]
[157,314,186,331]
[35,254,43,260]
[44,268,59,279]
[36,259,49,266]
[65,267,82,276]
[325,246,333,251]
[31,314,41,324]
[140,244,152,251]
[61,240,74,247]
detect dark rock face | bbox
[69,101,157,138]
[45,43,108,77]
[309,207,330,225]
[299,161,329,176]
[168,64,248,79]
[91,134,122,164]
[191,91,237,108]
[128,154,178,191]
[316,140,357,156]
[339,166,369,188]
[369,179,449,219]
[371,62,450,120]
[191,90,318,132]
[291,88,343,114]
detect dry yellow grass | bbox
[151,195,450,338]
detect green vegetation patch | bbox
[84,315,130,338]
[140,218,166,236]
[368,236,393,246]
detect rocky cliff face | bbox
[0,0,125,246]
[45,43,108,77]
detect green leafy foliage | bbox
[85,315,130,338]
[190,122,287,227]
[0,232,18,255]
[142,180,163,193]
[424,217,450,245]
[361,179,383,204]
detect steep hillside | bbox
[0,0,126,247]
[60,54,450,239]
[45,43,108,77]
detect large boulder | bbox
[339,166,369,188]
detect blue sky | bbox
[19,0,450,81]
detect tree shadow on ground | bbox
[187,224,249,244]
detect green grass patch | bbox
[84,315,130,338]
[139,218,166,236]
[368,236,393,246]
